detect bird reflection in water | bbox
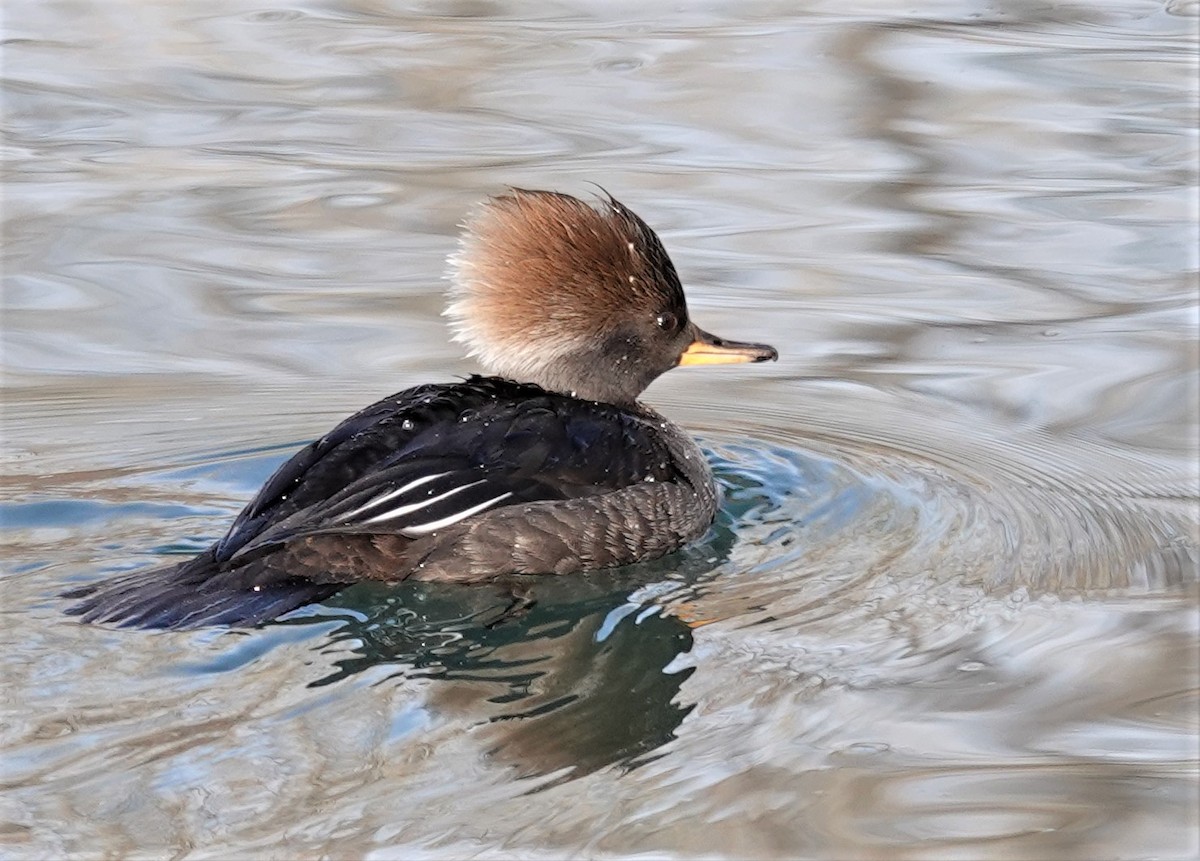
[292,567,698,783]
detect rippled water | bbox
[3,1,1198,858]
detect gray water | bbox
[2,1,1198,858]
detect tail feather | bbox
[64,552,340,629]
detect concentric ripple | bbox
[575,387,1200,683]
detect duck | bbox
[65,189,777,628]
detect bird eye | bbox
[655,312,679,332]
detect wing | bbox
[213,380,450,562]
[215,377,681,563]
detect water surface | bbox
[3,1,1198,858]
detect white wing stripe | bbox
[342,472,450,520]
[399,492,513,537]
[361,479,486,525]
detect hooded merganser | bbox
[65,189,777,628]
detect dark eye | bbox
[655,312,680,332]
